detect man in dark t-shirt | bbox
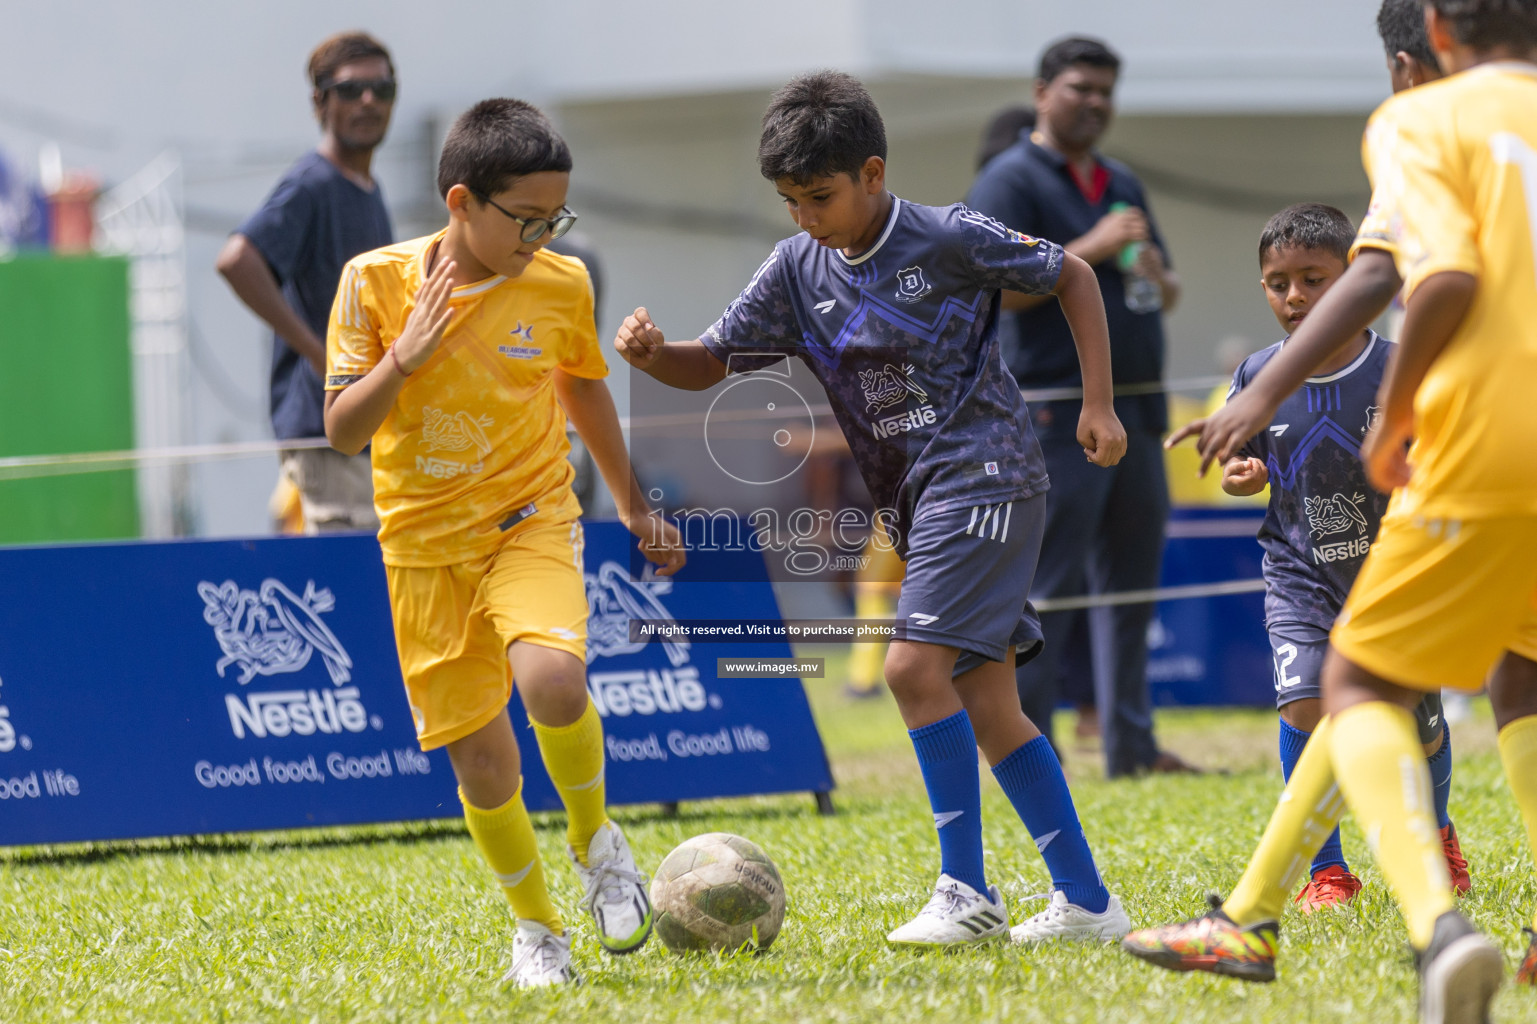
[967,36,1188,777]
[217,32,396,532]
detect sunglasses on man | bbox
[470,190,579,244]
[320,77,397,103]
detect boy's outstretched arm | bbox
[1360,270,1476,493]
[554,371,686,577]
[1052,252,1127,467]
[325,257,457,455]
[1166,248,1403,475]
[614,307,730,391]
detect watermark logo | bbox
[197,579,353,685]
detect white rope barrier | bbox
[1033,577,1266,613]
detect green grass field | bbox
[3,650,1533,1023]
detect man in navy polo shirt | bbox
[217,32,396,532]
[967,36,1189,777]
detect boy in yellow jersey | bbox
[323,98,684,988]
[1128,2,1537,1020]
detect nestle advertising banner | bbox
[0,524,832,846]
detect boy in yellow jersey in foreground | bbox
[323,98,684,987]
[1126,3,1537,1020]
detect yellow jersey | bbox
[326,231,609,567]
[1357,62,1537,519]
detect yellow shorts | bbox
[1331,512,1537,693]
[386,517,589,750]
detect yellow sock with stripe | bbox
[848,587,892,692]
[532,699,610,866]
[460,782,561,933]
[1329,701,1452,949]
[1224,714,1346,925]
[1498,714,1537,930]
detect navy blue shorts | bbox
[894,493,1047,678]
[1270,621,1444,743]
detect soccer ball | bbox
[650,832,786,953]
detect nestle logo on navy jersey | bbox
[873,406,937,438]
[1313,537,1371,564]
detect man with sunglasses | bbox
[217,31,396,533]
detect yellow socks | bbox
[847,586,893,692]
[460,782,562,933]
[1498,714,1537,930]
[1329,701,1453,949]
[1225,715,1346,925]
[532,699,609,866]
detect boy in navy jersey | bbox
[1220,204,1467,910]
[616,71,1133,947]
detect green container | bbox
[0,254,138,543]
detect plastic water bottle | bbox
[1111,202,1163,315]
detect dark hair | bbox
[1427,0,1537,49]
[1377,0,1440,65]
[758,71,887,185]
[436,98,572,200]
[307,31,394,90]
[976,106,1037,170]
[1038,36,1121,84]
[1258,203,1357,265]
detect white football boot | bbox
[887,874,1010,947]
[503,922,574,988]
[570,821,653,954]
[1009,890,1131,945]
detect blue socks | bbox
[992,735,1110,913]
[1428,726,1453,829]
[1279,717,1347,873]
[909,711,987,895]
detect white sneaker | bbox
[1010,890,1131,944]
[503,922,573,988]
[886,874,1010,946]
[570,821,653,953]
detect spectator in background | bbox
[217,32,396,533]
[976,106,1036,171]
[967,37,1191,777]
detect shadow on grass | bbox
[1,792,840,867]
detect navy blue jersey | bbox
[238,151,393,440]
[699,198,1061,556]
[1230,332,1394,630]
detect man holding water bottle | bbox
[967,35,1187,777]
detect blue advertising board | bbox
[0,523,833,845]
[1146,508,1271,707]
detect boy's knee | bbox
[1489,653,1537,729]
[510,644,591,725]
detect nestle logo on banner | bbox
[197,578,380,740]
[581,561,723,718]
[0,673,28,754]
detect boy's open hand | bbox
[1078,405,1128,466]
[626,511,686,577]
[1164,385,1280,476]
[1221,456,1268,496]
[615,307,667,370]
[392,258,456,375]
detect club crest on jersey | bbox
[1306,492,1372,564]
[1363,404,1382,435]
[895,266,933,304]
[499,322,541,360]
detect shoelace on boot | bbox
[580,859,648,918]
[507,931,565,981]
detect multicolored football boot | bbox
[1516,927,1537,986]
[1294,864,1363,913]
[1121,894,1279,982]
[1441,823,1472,897]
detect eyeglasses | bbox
[320,77,397,102]
[470,190,578,243]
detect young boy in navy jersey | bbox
[616,71,1133,947]
[1220,204,1468,911]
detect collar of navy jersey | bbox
[1283,330,1380,385]
[836,196,902,267]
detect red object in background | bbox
[47,174,99,253]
